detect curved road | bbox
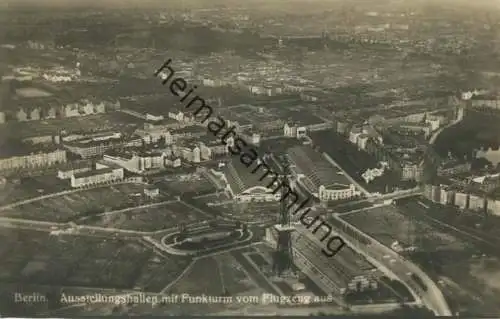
[429,109,464,145]
[0,179,450,316]
[329,215,452,316]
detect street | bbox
[328,214,452,316]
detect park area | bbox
[0,228,191,292]
[161,173,217,196]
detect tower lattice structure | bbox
[272,155,296,276]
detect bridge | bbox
[327,214,451,316]
[370,187,423,202]
[330,188,423,212]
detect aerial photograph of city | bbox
[1,0,500,317]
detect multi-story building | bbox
[356,134,370,150]
[171,144,201,163]
[284,122,308,139]
[16,109,28,122]
[454,191,469,209]
[30,108,41,121]
[299,93,318,101]
[70,166,124,188]
[437,160,471,177]
[171,126,207,141]
[168,110,195,124]
[57,166,92,179]
[198,136,232,160]
[366,140,424,182]
[61,99,108,118]
[62,132,142,158]
[397,123,432,139]
[401,161,423,181]
[135,124,174,145]
[462,94,500,111]
[487,197,500,216]
[349,126,363,144]
[425,115,444,132]
[103,149,181,174]
[45,106,57,119]
[361,166,386,184]
[334,118,351,135]
[424,184,438,202]
[468,193,486,212]
[16,99,115,123]
[424,183,491,212]
[0,146,67,172]
[440,186,455,205]
[424,184,457,206]
[349,125,383,149]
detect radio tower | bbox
[272,155,296,277]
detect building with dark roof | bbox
[62,132,142,158]
[287,145,360,201]
[266,224,379,295]
[213,157,281,203]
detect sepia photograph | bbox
[1,0,500,317]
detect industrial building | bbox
[213,158,281,203]
[287,145,361,201]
